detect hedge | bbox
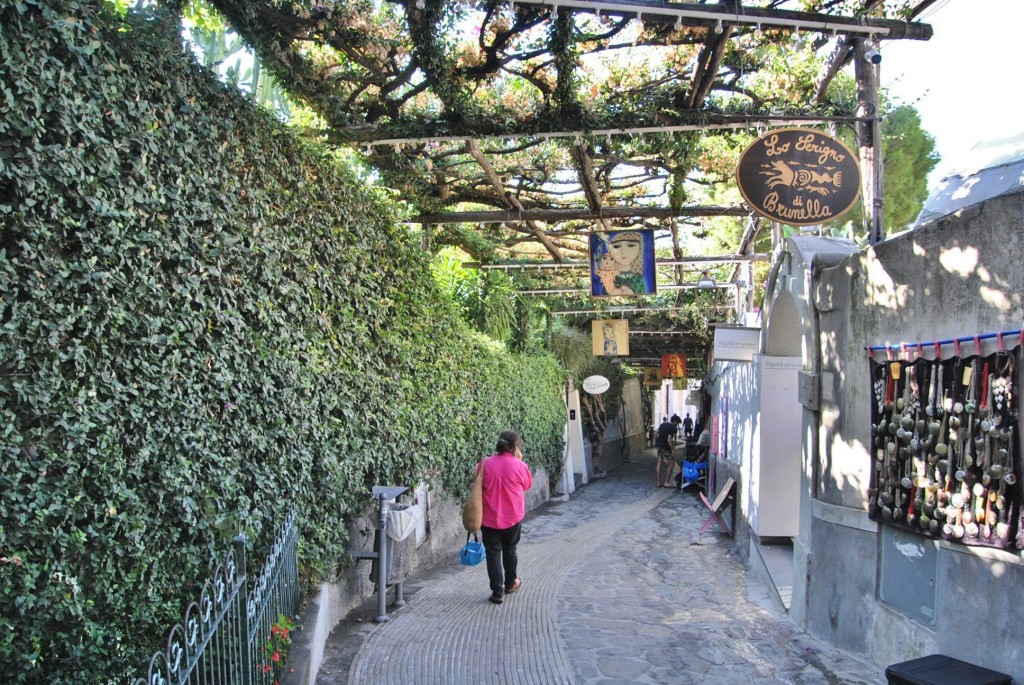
[0,3,566,682]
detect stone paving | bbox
[316,449,887,685]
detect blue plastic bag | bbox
[460,533,485,566]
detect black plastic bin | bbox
[885,655,1011,685]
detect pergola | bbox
[199,0,936,370]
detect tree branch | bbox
[465,140,565,260]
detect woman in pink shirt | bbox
[479,430,533,604]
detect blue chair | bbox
[680,460,707,493]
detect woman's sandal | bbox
[505,577,522,594]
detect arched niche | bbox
[766,289,802,358]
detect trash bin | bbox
[368,521,410,585]
[350,485,409,622]
[387,503,422,542]
[885,655,1011,685]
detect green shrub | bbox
[0,3,565,682]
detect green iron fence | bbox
[134,508,301,685]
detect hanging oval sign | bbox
[582,375,610,395]
[735,127,862,226]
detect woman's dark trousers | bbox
[481,522,522,596]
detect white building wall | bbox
[707,359,759,554]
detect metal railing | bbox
[134,508,301,685]
[247,508,301,685]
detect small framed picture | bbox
[592,319,629,356]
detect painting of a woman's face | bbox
[589,229,655,297]
[606,233,638,264]
[608,237,641,267]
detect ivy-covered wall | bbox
[0,3,566,682]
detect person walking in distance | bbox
[682,413,694,440]
[654,416,679,487]
[480,430,533,604]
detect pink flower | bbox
[272,651,281,662]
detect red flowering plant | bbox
[262,613,295,684]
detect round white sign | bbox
[582,375,610,394]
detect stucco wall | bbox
[286,468,551,684]
[803,191,1024,679]
[708,360,758,556]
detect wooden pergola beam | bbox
[466,255,769,269]
[511,0,932,40]
[334,114,869,146]
[520,282,738,294]
[553,305,732,316]
[413,205,749,225]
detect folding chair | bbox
[679,460,707,493]
[699,477,736,536]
